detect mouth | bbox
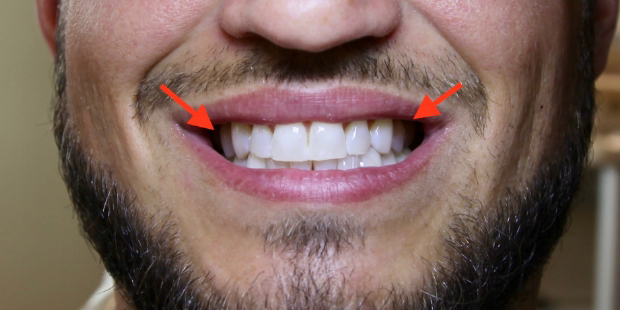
[174,87,451,203]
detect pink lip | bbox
[174,87,451,203]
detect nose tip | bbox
[219,0,401,52]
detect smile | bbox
[175,87,451,203]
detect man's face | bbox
[40,0,616,308]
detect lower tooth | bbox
[313,159,338,170]
[381,151,397,165]
[395,148,412,163]
[247,154,266,169]
[337,155,361,170]
[360,147,382,167]
[233,156,247,167]
[266,159,289,169]
[290,161,312,170]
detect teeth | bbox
[247,153,267,169]
[313,159,338,170]
[222,120,418,169]
[290,161,312,170]
[308,122,347,160]
[233,156,247,166]
[344,121,371,155]
[381,151,397,166]
[369,119,393,154]
[395,148,412,163]
[360,147,382,167]
[232,122,252,159]
[391,120,405,153]
[250,125,273,158]
[337,155,361,170]
[271,123,308,162]
[220,123,235,158]
[266,159,289,169]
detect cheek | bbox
[62,0,218,173]
[413,0,568,75]
[65,0,214,87]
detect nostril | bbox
[219,0,402,52]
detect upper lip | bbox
[173,86,449,129]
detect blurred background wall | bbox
[0,2,618,310]
[0,2,104,310]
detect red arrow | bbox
[413,82,463,120]
[160,84,214,130]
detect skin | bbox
[37,0,618,309]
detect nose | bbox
[219,0,402,52]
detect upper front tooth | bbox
[391,120,405,153]
[250,125,273,158]
[344,121,371,155]
[308,122,347,160]
[231,122,252,159]
[271,123,308,161]
[360,147,382,167]
[370,119,393,154]
[220,123,235,158]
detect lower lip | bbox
[179,125,447,204]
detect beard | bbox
[52,2,595,309]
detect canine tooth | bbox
[382,151,397,166]
[266,159,289,169]
[344,121,371,155]
[395,148,412,162]
[370,119,393,154]
[391,120,405,153]
[360,147,382,167]
[290,161,312,170]
[233,156,247,167]
[247,153,267,169]
[313,159,338,170]
[271,123,308,161]
[308,122,347,160]
[232,123,252,158]
[220,123,235,158]
[250,125,273,158]
[337,155,361,170]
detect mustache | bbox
[135,40,488,133]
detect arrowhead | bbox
[413,95,441,120]
[187,105,214,130]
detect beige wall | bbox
[0,2,103,309]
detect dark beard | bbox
[52,1,595,309]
